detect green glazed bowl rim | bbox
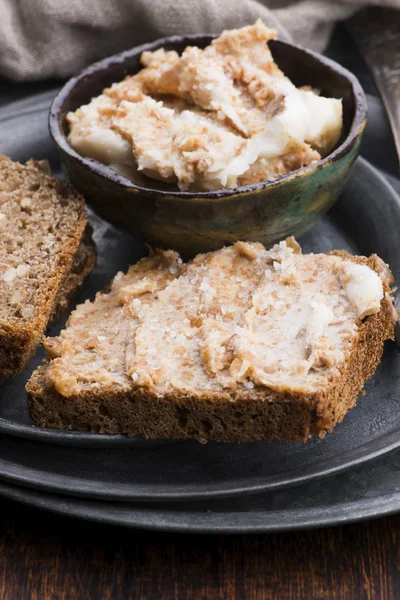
[49,34,367,203]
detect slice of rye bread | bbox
[26,242,395,443]
[0,155,95,380]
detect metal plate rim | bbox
[0,477,399,534]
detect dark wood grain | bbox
[0,498,399,600]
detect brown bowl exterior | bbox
[50,35,367,256]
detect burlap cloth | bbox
[1,0,399,81]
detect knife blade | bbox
[347,7,400,162]
[347,7,400,349]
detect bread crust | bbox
[26,253,395,442]
[50,225,97,323]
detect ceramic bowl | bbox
[49,34,367,256]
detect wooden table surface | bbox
[1,24,400,600]
[0,497,399,599]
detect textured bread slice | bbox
[27,240,395,442]
[0,155,94,379]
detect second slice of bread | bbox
[0,155,94,379]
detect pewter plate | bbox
[0,91,399,503]
[2,445,400,533]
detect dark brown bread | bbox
[27,250,395,443]
[0,156,94,379]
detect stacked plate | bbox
[1,91,400,533]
